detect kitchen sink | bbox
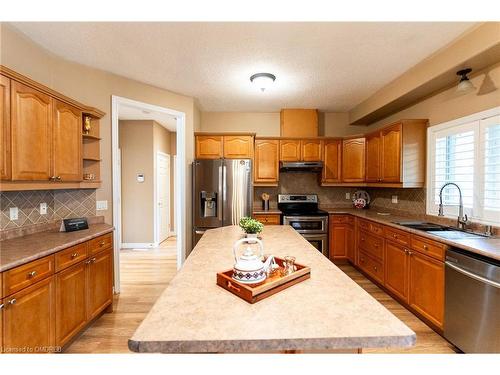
[392,221,489,239]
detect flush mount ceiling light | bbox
[250,73,276,92]
[456,68,475,92]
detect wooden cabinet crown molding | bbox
[0,65,104,119]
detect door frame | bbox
[111,95,186,293]
[154,151,170,245]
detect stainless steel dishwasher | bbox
[444,248,500,353]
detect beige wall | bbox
[368,62,500,130]
[1,24,196,251]
[119,120,154,243]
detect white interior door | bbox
[157,152,170,243]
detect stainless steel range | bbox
[278,194,329,257]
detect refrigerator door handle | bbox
[222,164,227,224]
[218,164,223,222]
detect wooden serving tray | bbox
[216,257,311,304]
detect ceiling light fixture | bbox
[250,73,276,92]
[456,68,475,92]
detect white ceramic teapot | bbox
[232,237,274,284]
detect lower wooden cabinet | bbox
[409,250,445,329]
[253,213,280,225]
[0,298,3,351]
[384,240,409,303]
[87,248,113,321]
[329,215,355,263]
[55,261,87,347]
[2,276,55,353]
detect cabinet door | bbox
[223,135,254,159]
[409,251,444,329]
[365,133,381,182]
[380,123,402,182]
[86,248,113,321]
[302,140,322,161]
[3,276,55,352]
[329,223,347,261]
[280,139,301,161]
[195,135,223,159]
[322,139,342,183]
[0,75,11,180]
[384,240,409,303]
[346,225,355,263]
[53,100,82,181]
[11,81,52,181]
[55,261,87,347]
[254,139,279,184]
[0,298,3,352]
[342,138,365,182]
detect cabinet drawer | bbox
[3,255,55,296]
[384,226,410,246]
[358,251,384,284]
[55,243,88,272]
[89,233,113,255]
[358,230,384,260]
[411,235,446,261]
[254,214,280,225]
[331,215,354,224]
[357,218,383,235]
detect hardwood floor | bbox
[65,238,178,353]
[66,241,456,353]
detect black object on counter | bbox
[60,218,89,232]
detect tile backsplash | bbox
[0,189,96,231]
[254,172,426,213]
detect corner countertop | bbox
[0,223,115,272]
[324,208,500,261]
[129,225,415,353]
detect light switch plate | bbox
[345,193,350,200]
[9,207,18,220]
[40,202,47,215]
[96,200,108,211]
[391,195,398,204]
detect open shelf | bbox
[83,157,101,162]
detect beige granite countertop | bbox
[0,223,114,272]
[129,225,415,353]
[324,208,500,261]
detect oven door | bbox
[301,233,329,258]
[282,215,328,234]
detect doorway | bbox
[111,96,186,293]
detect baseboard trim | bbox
[121,242,157,249]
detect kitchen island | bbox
[129,225,415,353]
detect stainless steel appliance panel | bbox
[193,228,210,248]
[193,159,223,228]
[302,233,329,258]
[222,159,253,226]
[282,215,328,234]
[444,249,500,353]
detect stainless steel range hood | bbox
[279,161,323,172]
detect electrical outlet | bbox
[9,207,19,220]
[391,195,398,204]
[345,193,350,200]
[96,200,108,211]
[40,202,47,215]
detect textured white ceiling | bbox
[118,103,177,132]
[10,22,476,112]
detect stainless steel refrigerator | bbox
[193,159,253,246]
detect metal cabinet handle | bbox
[99,241,105,247]
[49,176,57,181]
[9,298,17,305]
[393,234,398,238]
[27,271,37,278]
[423,245,428,250]
[71,253,79,259]
[0,303,4,310]
[195,230,205,235]
[374,266,378,271]
[56,176,61,181]
[91,257,96,263]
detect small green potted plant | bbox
[239,217,264,243]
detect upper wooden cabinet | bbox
[280,109,318,137]
[223,135,254,159]
[53,100,83,181]
[365,132,381,182]
[195,134,254,159]
[254,139,279,185]
[0,75,11,180]
[280,139,301,161]
[10,80,53,181]
[365,120,427,186]
[342,137,365,182]
[301,139,322,161]
[322,139,342,184]
[195,135,223,159]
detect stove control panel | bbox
[278,194,318,203]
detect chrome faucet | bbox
[438,182,469,230]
